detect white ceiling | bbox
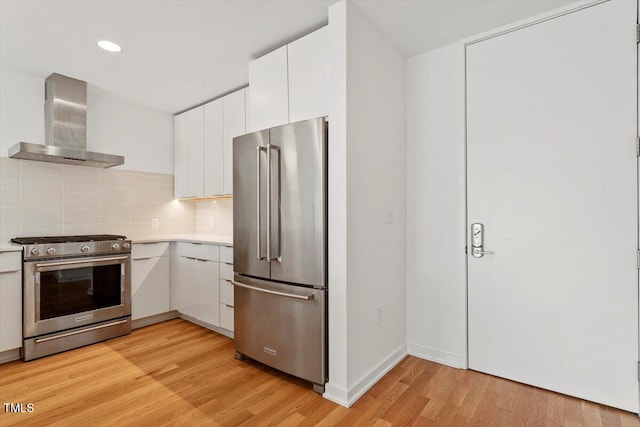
[352,0,576,56]
[1,0,575,114]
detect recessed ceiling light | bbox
[97,40,121,53]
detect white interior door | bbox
[467,0,638,412]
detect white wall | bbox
[325,0,407,407]
[0,68,174,174]
[88,86,173,174]
[405,44,468,368]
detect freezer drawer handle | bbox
[231,280,314,301]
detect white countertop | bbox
[130,234,233,246]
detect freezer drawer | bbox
[233,274,327,386]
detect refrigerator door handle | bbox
[267,143,280,262]
[256,146,266,260]
[231,280,314,301]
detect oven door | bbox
[24,255,131,338]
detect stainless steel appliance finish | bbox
[233,117,328,392]
[232,274,326,385]
[15,234,132,361]
[8,73,124,168]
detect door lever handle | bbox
[473,249,494,256]
[471,223,493,258]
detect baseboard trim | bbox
[179,314,234,339]
[324,343,408,408]
[407,342,466,369]
[132,311,179,329]
[0,348,21,364]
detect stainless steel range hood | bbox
[8,73,124,168]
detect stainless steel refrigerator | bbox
[232,117,327,393]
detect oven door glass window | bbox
[38,264,122,320]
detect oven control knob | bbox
[122,242,131,250]
[112,243,121,251]
[46,248,56,255]
[30,248,41,256]
[81,245,90,253]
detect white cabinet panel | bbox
[288,26,329,123]
[175,242,220,327]
[174,106,204,198]
[220,303,234,332]
[0,252,22,351]
[175,256,198,318]
[132,255,170,320]
[195,259,220,327]
[220,246,233,264]
[132,242,169,259]
[220,279,234,306]
[248,45,289,132]
[173,110,191,198]
[223,89,246,194]
[187,107,205,197]
[175,242,219,261]
[219,262,233,281]
[204,99,224,196]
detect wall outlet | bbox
[385,209,394,224]
[376,305,383,324]
[209,217,214,228]
[151,218,159,229]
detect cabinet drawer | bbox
[220,302,234,332]
[132,242,169,259]
[220,279,234,305]
[0,252,21,273]
[220,246,233,264]
[176,242,219,261]
[219,262,233,281]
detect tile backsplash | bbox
[195,198,233,238]
[0,158,197,244]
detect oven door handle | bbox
[34,256,129,271]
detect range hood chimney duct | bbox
[8,73,125,168]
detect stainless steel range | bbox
[11,235,132,361]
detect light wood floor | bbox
[0,319,638,426]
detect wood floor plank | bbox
[0,319,638,427]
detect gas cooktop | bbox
[11,235,127,245]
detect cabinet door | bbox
[288,26,329,123]
[219,303,234,332]
[0,269,22,352]
[204,99,224,196]
[223,89,246,194]
[175,256,198,318]
[181,106,205,198]
[195,259,220,327]
[174,111,191,198]
[131,256,170,320]
[248,46,289,132]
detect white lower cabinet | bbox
[219,247,234,332]
[175,243,220,327]
[131,243,170,320]
[0,252,22,352]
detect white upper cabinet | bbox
[223,89,246,194]
[187,108,205,198]
[174,106,203,198]
[247,26,329,132]
[248,45,289,132]
[288,26,330,123]
[174,88,246,198]
[204,99,224,196]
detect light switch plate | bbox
[151,218,159,229]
